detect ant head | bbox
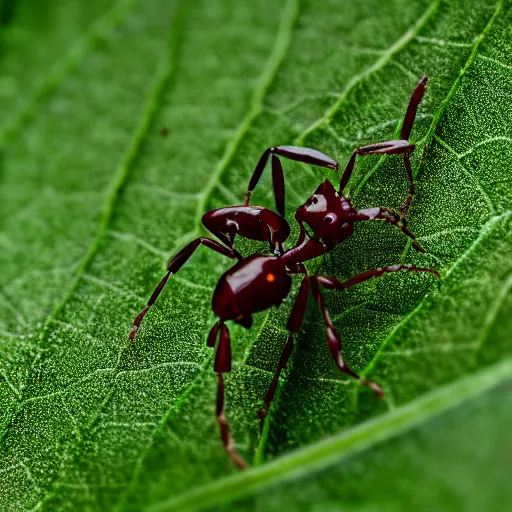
[295,180,345,239]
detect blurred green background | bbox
[0,0,511,510]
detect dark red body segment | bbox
[295,180,355,246]
[202,205,290,253]
[130,76,438,471]
[212,255,292,321]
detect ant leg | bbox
[245,148,272,206]
[339,140,415,192]
[315,264,440,293]
[214,322,248,469]
[271,146,339,169]
[353,207,426,253]
[339,76,428,193]
[130,238,240,341]
[207,320,220,347]
[259,276,309,418]
[271,155,285,217]
[216,374,248,470]
[401,154,415,218]
[310,263,439,395]
[401,75,428,140]
[310,278,384,397]
[214,321,232,371]
[245,146,339,213]
[398,76,429,217]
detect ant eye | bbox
[312,196,319,204]
[325,214,335,223]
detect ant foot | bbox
[257,407,268,420]
[412,240,426,253]
[361,378,384,398]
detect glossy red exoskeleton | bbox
[130,76,439,469]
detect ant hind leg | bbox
[214,322,248,469]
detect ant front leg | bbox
[339,76,428,217]
[259,274,309,419]
[245,146,339,217]
[310,278,384,397]
[129,238,240,341]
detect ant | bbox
[130,76,439,469]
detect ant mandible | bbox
[130,76,439,469]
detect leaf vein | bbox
[294,0,441,145]
[352,0,503,197]
[363,211,511,376]
[149,358,512,512]
[1,1,186,505]
[193,0,300,229]
[476,272,512,351]
[434,135,496,214]
[256,0,442,463]
[458,136,512,159]
[479,53,512,71]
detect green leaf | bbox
[150,360,512,512]
[0,0,510,510]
